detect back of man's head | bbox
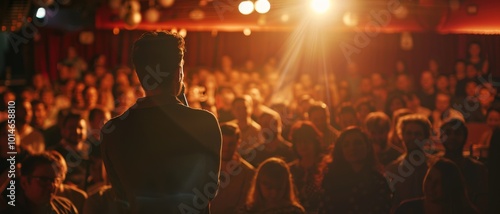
[132,31,185,92]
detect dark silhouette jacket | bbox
[101,95,222,214]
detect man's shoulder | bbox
[52,196,78,213]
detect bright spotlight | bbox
[36,7,46,19]
[310,0,330,14]
[255,0,270,14]
[243,28,251,36]
[239,1,254,15]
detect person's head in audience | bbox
[465,80,478,97]
[454,59,466,80]
[435,92,451,113]
[46,151,68,187]
[428,58,440,75]
[465,64,478,79]
[436,74,449,93]
[420,71,435,92]
[395,73,413,93]
[232,95,253,123]
[371,72,386,88]
[32,73,45,91]
[395,59,407,74]
[94,66,108,79]
[397,114,432,153]
[338,103,358,130]
[298,73,313,89]
[308,102,331,132]
[296,94,313,119]
[91,54,107,69]
[31,100,48,130]
[365,112,391,149]
[423,158,479,213]
[330,127,378,173]
[40,88,55,108]
[82,72,97,87]
[83,86,99,110]
[20,153,64,207]
[99,73,115,90]
[359,76,372,95]
[338,80,351,102]
[114,87,136,115]
[440,116,467,155]
[356,99,376,123]
[290,121,323,160]
[404,92,423,113]
[467,41,483,59]
[17,99,33,129]
[88,108,111,140]
[21,87,36,102]
[71,81,86,110]
[245,157,304,212]
[260,113,282,144]
[215,86,235,109]
[61,113,87,148]
[486,107,500,130]
[385,93,407,117]
[220,123,241,162]
[132,31,185,97]
[57,62,71,82]
[1,89,16,110]
[247,87,265,108]
[478,86,495,109]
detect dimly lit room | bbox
[0,0,499,213]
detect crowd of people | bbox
[0,37,499,214]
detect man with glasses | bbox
[1,152,78,213]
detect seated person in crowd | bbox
[386,114,436,211]
[250,113,295,167]
[395,158,480,214]
[239,158,305,214]
[229,95,264,156]
[17,99,45,154]
[288,121,327,213]
[321,127,391,214]
[50,113,91,190]
[49,151,88,214]
[211,123,255,214]
[0,153,78,213]
[308,102,339,152]
[364,112,403,166]
[440,116,488,212]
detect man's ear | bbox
[179,65,184,83]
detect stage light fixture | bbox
[239,1,254,15]
[36,7,46,19]
[255,0,270,14]
[310,0,330,14]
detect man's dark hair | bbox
[21,153,63,177]
[132,31,185,90]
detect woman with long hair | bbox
[240,157,305,214]
[288,121,327,213]
[320,127,391,214]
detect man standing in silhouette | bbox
[101,31,222,214]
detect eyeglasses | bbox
[29,176,62,185]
